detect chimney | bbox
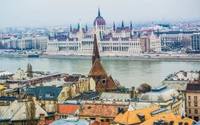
[54,113,60,121]
[87,119,91,125]
[95,115,101,123]
[179,122,183,125]
[27,94,34,101]
[130,86,135,99]
[38,114,45,125]
[153,119,168,125]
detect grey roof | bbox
[23,86,62,100]
[162,80,188,91]
[0,100,48,121]
[100,92,131,101]
[139,87,179,102]
[186,84,200,91]
[50,118,90,125]
[150,108,168,115]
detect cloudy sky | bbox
[1,0,200,27]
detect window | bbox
[45,93,54,98]
[189,109,191,114]
[194,116,199,121]
[195,109,198,114]
[194,101,198,107]
[188,102,191,106]
[194,96,198,100]
[188,96,191,100]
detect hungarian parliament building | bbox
[46,8,161,56]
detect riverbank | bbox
[39,54,200,61]
[2,53,200,61]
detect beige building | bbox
[12,68,28,80]
[140,36,150,53]
[0,99,48,125]
[24,86,69,113]
[186,84,200,121]
[149,32,161,52]
[140,32,161,53]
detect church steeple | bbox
[122,21,124,28]
[130,21,133,30]
[98,7,101,17]
[85,24,88,32]
[113,22,116,31]
[77,23,80,30]
[92,33,100,65]
[70,24,72,32]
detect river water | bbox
[1,57,200,88]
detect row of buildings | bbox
[0,28,200,125]
[0,35,48,51]
[1,8,200,55]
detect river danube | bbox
[1,57,200,88]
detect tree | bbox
[27,63,33,77]
[25,95,36,125]
[137,83,152,93]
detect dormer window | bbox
[45,93,54,98]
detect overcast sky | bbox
[1,0,200,28]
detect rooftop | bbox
[100,92,130,101]
[57,104,80,115]
[23,86,62,100]
[186,84,200,91]
[114,106,162,124]
[50,118,90,125]
[79,103,118,118]
[140,112,195,125]
[139,86,179,102]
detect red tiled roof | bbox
[107,76,117,90]
[57,104,80,114]
[79,103,118,118]
[88,59,107,77]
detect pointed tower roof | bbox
[98,7,101,17]
[122,21,124,28]
[93,7,106,26]
[85,24,88,32]
[113,22,116,31]
[107,75,117,90]
[77,23,80,30]
[88,59,107,77]
[70,24,73,32]
[130,21,133,30]
[92,33,100,65]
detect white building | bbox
[149,32,161,52]
[131,85,185,116]
[46,8,141,56]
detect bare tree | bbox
[137,83,152,93]
[25,96,36,125]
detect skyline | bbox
[1,0,200,28]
